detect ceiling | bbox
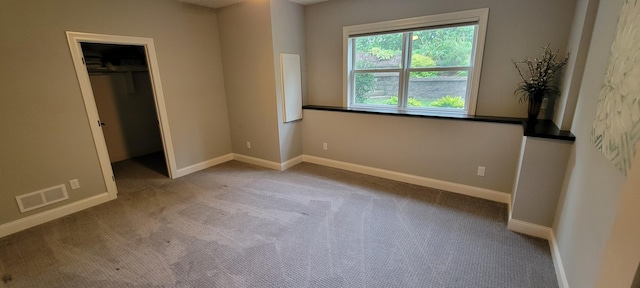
[177,0,329,9]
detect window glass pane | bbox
[354,33,403,70]
[354,72,399,107]
[411,25,475,68]
[407,71,468,109]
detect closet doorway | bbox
[66,32,178,199]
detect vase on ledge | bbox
[527,92,544,123]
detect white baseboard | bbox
[302,155,510,204]
[281,155,304,171]
[233,154,283,171]
[174,153,234,178]
[230,154,509,205]
[507,218,568,288]
[0,193,111,238]
[507,218,552,239]
[232,154,303,171]
[549,231,570,288]
[175,154,303,175]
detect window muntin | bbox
[344,9,488,115]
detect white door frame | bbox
[66,31,178,199]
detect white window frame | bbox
[342,8,489,116]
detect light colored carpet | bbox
[0,154,558,287]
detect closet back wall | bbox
[90,72,163,162]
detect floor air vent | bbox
[16,184,69,213]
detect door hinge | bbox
[82,57,85,65]
[112,175,115,182]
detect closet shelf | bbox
[87,65,148,74]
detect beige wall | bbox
[552,0,599,130]
[0,0,231,225]
[552,0,631,287]
[217,1,282,163]
[304,0,577,117]
[270,0,305,162]
[302,110,523,193]
[90,72,163,162]
[511,137,572,227]
[594,146,640,287]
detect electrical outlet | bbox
[70,179,80,190]
[477,166,486,177]
[246,141,251,149]
[323,143,328,151]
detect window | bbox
[344,9,488,115]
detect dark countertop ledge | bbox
[303,105,576,142]
[522,119,576,142]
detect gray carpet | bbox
[0,155,558,287]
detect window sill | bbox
[302,105,576,142]
[303,105,523,124]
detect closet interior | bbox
[81,43,167,175]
